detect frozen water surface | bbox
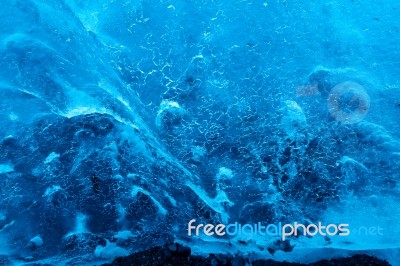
[0,0,400,265]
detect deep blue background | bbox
[0,0,400,265]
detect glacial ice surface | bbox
[0,0,400,265]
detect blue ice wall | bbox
[0,0,400,265]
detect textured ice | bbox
[0,0,400,265]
